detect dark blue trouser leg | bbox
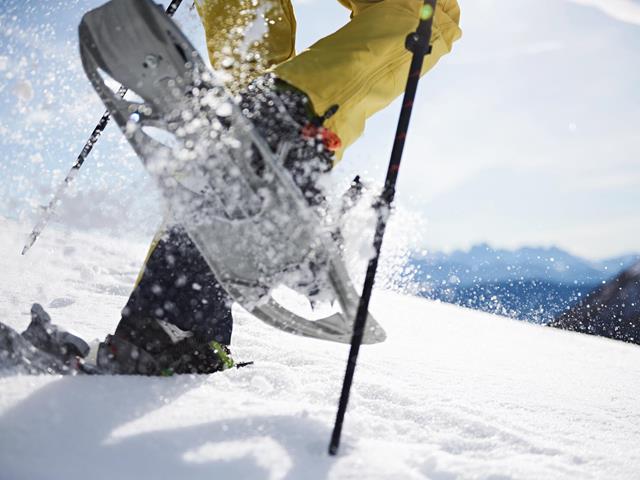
[115,227,233,347]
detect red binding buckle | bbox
[302,123,342,152]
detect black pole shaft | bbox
[22,0,184,255]
[328,0,437,456]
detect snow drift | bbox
[1,218,639,479]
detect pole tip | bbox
[22,234,36,255]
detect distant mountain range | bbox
[409,245,639,323]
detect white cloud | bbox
[567,0,640,26]
[452,41,565,66]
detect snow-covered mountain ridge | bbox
[1,218,639,479]
[410,245,640,323]
[411,244,639,286]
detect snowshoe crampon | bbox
[78,0,386,344]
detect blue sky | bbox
[0,0,638,259]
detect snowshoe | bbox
[0,312,86,375]
[22,303,90,363]
[0,322,66,374]
[78,0,386,344]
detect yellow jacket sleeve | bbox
[275,0,462,161]
[195,0,297,93]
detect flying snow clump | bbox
[13,79,34,102]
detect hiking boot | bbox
[97,316,233,376]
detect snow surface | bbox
[1,217,640,480]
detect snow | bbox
[1,217,639,480]
[12,79,34,102]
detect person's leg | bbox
[115,227,233,347]
[274,0,462,160]
[101,227,234,374]
[106,1,299,373]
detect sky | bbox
[0,0,638,259]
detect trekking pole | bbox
[328,0,437,456]
[21,0,184,255]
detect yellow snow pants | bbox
[196,0,462,161]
